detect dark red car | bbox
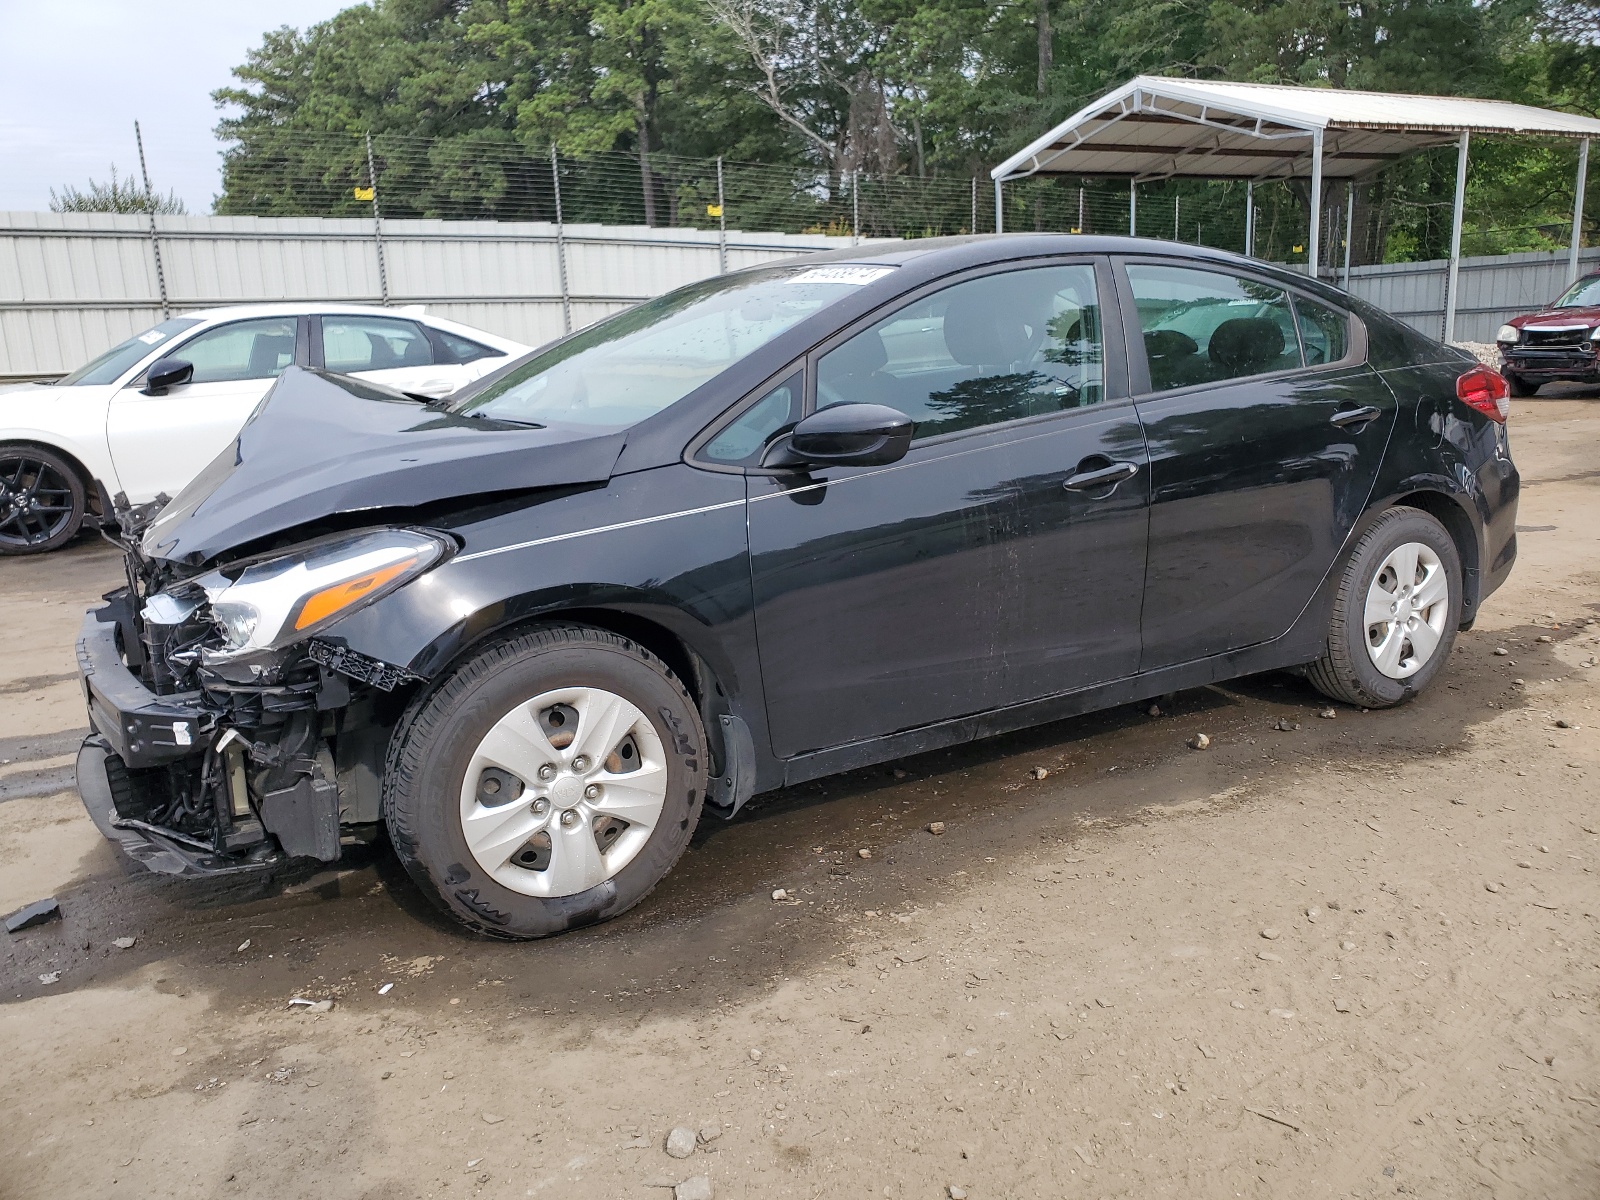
[1496,273,1600,395]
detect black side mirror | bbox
[142,358,194,395]
[768,403,914,469]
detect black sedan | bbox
[76,235,1519,939]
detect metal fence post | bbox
[994,178,1004,234]
[1570,139,1590,284]
[971,176,977,234]
[551,144,572,335]
[364,133,390,306]
[1342,181,1355,289]
[1245,181,1254,257]
[1443,130,1469,343]
[134,121,170,319]
[1129,180,1137,236]
[851,171,860,246]
[716,156,727,275]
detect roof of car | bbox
[793,232,1279,270]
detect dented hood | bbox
[142,367,625,565]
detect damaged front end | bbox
[77,499,449,876]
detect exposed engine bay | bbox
[77,495,434,876]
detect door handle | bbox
[1330,405,1381,428]
[1063,460,1139,491]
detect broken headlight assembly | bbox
[195,529,450,660]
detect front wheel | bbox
[1307,507,1462,709]
[0,445,86,555]
[1503,371,1537,398]
[384,625,707,939]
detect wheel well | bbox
[0,439,102,516]
[1392,489,1481,618]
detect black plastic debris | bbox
[5,897,62,933]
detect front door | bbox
[1120,260,1397,668]
[106,316,301,502]
[745,261,1148,760]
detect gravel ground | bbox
[1,394,1597,1200]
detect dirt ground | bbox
[2,395,1597,1200]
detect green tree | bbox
[51,166,186,214]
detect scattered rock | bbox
[237,939,251,953]
[1341,940,1357,951]
[5,897,61,933]
[1334,999,1351,1013]
[1516,860,1533,869]
[1147,703,1162,717]
[1326,900,1341,911]
[1230,1000,1246,1009]
[1029,766,1049,780]
[665,1127,697,1159]
[675,1177,713,1200]
[771,889,788,901]
[1272,717,1300,732]
[481,1112,505,1125]
[948,1188,968,1200]
[172,1046,187,1057]
[698,1125,722,1145]
[112,936,137,950]
[1260,927,1281,940]
[1318,707,1337,719]
[892,768,908,780]
[288,998,334,1013]
[748,1048,763,1062]
[926,821,946,836]
[857,848,872,860]
[1187,733,1211,750]
[1494,647,1509,656]
[378,983,393,995]
[37,972,60,985]
[1257,951,1283,963]
[1537,634,1553,643]
[1555,718,1576,729]
[1306,906,1321,922]
[1485,881,1502,893]
[1269,1008,1295,1020]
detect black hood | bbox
[142,367,626,566]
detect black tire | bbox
[1307,507,1462,709]
[1503,371,1537,398]
[0,445,87,555]
[383,625,707,939]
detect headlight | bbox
[1495,324,1519,344]
[197,529,448,657]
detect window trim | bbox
[685,360,808,475]
[126,315,308,389]
[1114,256,1365,399]
[314,313,435,374]
[802,255,1129,451]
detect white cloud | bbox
[0,0,357,213]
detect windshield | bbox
[1555,277,1600,309]
[57,317,202,385]
[450,264,893,428]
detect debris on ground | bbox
[771,889,788,901]
[378,983,393,995]
[698,1125,721,1145]
[1318,707,1337,719]
[1029,766,1049,779]
[1260,928,1280,940]
[481,1112,505,1125]
[857,848,872,859]
[112,936,136,949]
[37,972,60,985]
[236,939,251,953]
[1147,703,1162,717]
[1187,733,1211,750]
[665,1127,697,1158]
[288,998,334,1013]
[5,898,61,933]
[926,822,946,835]
[1494,647,1509,656]
[675,1176,713,1200]
[1272,717,1300,732]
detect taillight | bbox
[1457,366,1509,423]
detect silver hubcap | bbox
[459,686,668,898]
[1364,541,1449,679]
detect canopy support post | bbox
[994,177,1004,234]
[1342,180,1355,289]
[1129,180,1137,235]
[1570,138,1589,283]
[1245,181,1254,257]
[1308,128,1324,277]
[1444,130,1470,344]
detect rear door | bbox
[739,260,1148,760]
[106,315,302,502]
[1118,259,1396,668]
[315,314,468,398]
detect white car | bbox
[0,303,530,554]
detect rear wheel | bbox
[0,446,86,555]
[1307,507,1461,709]
[1503,371,1537,398]
[384,625,707,939]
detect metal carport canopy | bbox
[991,75,1600,337]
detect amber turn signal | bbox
[293,557,417,631]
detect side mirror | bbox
[770,403,914,469]
[142,358,194,395]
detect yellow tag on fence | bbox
[707,204,723,217]
[354,186,375,201]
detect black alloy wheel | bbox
[0,447,87,555]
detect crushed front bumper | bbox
[1501,348,1600,382]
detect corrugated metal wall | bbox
[1340,247,1600,343]
[0,212,877,379]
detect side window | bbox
[701,373,802,465]
[1126,264,1303,392]
[1293,294,1350,365]
[322,316,435,372]
[816,264,1104,442]
[170,318,297,384]
[433,328,505,364]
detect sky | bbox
[0,0,355,213]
